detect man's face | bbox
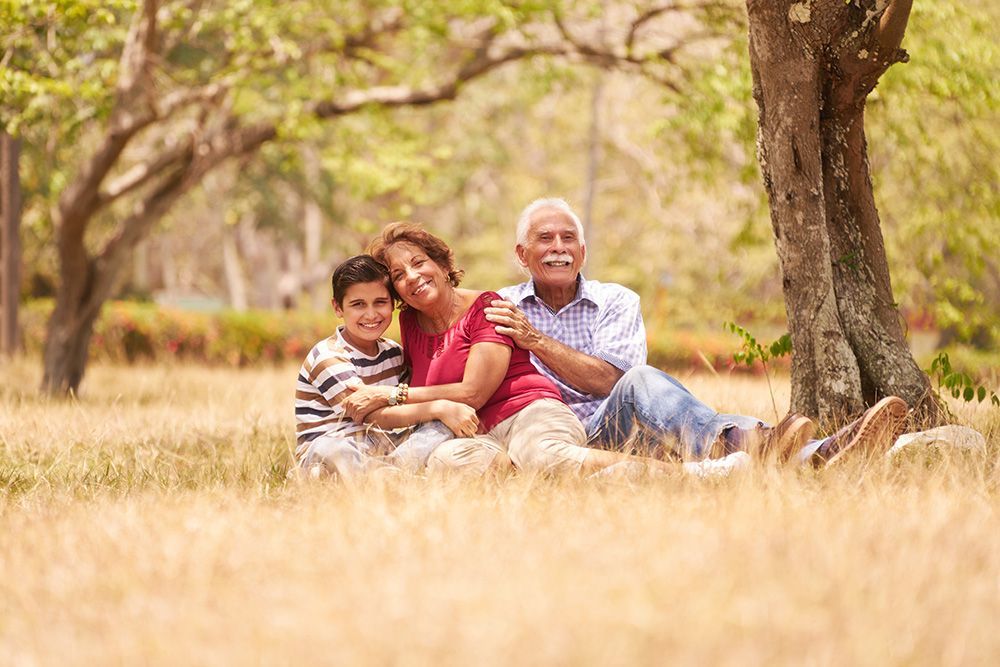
[516,208,586,291]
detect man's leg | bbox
[586,365,761,459]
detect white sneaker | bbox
[586,461,650,481]
[888,425,987,457]
[682,451,751,479]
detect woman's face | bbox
[384,241,451,311]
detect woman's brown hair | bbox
[367,222,465,301]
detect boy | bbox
[294,255,477,478]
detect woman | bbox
[342,222,678,476]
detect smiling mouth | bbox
[358,322,383,330]
[412,280,431,296]
[543,260,571,267]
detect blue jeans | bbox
[585,366,765,459]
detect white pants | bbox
[298,421,454,478]
[427,399,589,476]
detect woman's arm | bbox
[408,342,511,408]
[342,342,513,420]
[364,399,480,437]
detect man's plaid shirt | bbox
[497,276,647,424]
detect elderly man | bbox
[485,198,907,463]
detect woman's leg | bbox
[499,399,676,476]
[425,435,513,477]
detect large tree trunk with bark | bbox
[747,0,935,425]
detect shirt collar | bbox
[520,274,600,311]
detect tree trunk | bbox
[42,165,193,394]
[222,224,248,312]
[821,104,935,417]
[42,297,101,395]
[748,4,864,423]
[303,199,325,310]
[1,133,22,356]
[746,0,934,425]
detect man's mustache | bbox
[542,253,574,263]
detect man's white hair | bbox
[515,197,586,247]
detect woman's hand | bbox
[432,400,480,438]
[342,385,392,421]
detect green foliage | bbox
[867,0,999,348]
[650,0,999,345]
[724,321,791,367]
[5,0,995,354]
[928,352,1000,407]
[724,321,792,419]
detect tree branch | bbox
[876,0,912,55]
[57,0,161,245]
[625,2,733,53]
[92,162,195,316]
[116,0,158,97]
[86,82,224,209]
[98,141,196,206]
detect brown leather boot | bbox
[813,396,908,467]
[713,414,816,463]
[764,413,817,464]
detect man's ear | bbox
[515,244,528,267]
[581,243,587,266]
[332,298,343,318]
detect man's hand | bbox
[487,299,624,398]
[342,385,392,421]
[432,400,480,438]
[485,300,542,350]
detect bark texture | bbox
[747,0,935,425]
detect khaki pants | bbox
[427,399,589,476]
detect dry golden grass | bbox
[1,358,999,666]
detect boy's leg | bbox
[298,434,380,479]
[387,420,455,472]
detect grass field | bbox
[1,358,998,666]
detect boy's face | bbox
[333,281,394,348]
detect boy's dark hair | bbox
[331,255,393,307]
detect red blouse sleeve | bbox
[466,292,513,348]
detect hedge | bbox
[18,299,753,372]
[19,300,358,366]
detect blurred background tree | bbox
[2,0,996,395]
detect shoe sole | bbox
[775,416,816,465]
[824,397,908,467]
